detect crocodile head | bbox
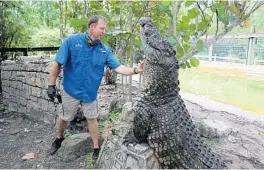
[139,17,179,94]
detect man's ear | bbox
[90,23,96,30]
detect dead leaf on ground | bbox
[22,152,35,160]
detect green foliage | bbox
[188,8,200,19]
[161,1,171,7]
[168,36,177,46]
[186,60,191,68]
[196,40,205,52]
[185,1,194,7]
[63,130,72,138]
[181,57,199,69]
[181,62,186,69]
[70,18,87,31]
[98,112,120,135]
[29,28,61,47]
[87,153,95,168]
[190,57,200,67]
[2,0,264,66]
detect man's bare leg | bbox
[87,118,99,148]
[50,118,68,155]
[57,118,68,138]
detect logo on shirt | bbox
[98,48,106,53]
[75,44,83,48]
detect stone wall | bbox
[1,56,62,124]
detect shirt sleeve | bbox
[55,38,70,65]
[106,49,121,70]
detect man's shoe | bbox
[92,148,100,162]
[50,137,64,155]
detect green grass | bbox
[179,67,264,115]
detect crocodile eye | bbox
[144,31,150,37]
[141,23,146,27]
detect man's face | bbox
[90,19,107,40]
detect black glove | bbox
[47,85,56,101]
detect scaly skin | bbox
[124,17,226,169]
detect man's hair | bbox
[88,15,107,28]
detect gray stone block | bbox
[35,73,48,88]
[95,135,160,169]
[25,84,32,97]
[57,133,93,162]
[2,91,9,100]
[31,87,42,97]
[9,102,18,112]
[27,100,39,111]
[43,112,57,124]
[38,98,48,111]
[18,96,28,107]
[2,80,10,87]
[47,101,56,113]
[27,72,36,86]
[17,81,23,90]
[198,119,232,138]
[9,95,17,104]
[10,71,17,81]
[9,81,17,89]
[18,106,27,114]
[109,98,127,114]
[41,88,49,100]
[29,96,38,102]
[121,102,134,123]
[3,98,9,106]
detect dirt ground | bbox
[0,99,93,169]
[0,83,140,169]
[0,84,126,169]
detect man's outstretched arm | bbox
[114,60,144,76]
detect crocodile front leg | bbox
[123,106,152,146]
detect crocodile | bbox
[123,17,226,169]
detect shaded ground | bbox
[0,101,89,169]
[0,83,139,169]
[0,84,125,169]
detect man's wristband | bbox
[133,68,138,74]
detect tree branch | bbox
[215,9,219,37]
[196,2,205,21]
[196,2,211,39]
[168,1,182,36]
[175,1,182,19]
[122,1,149,53]
[131,1,149,33]
[178,2,264,66]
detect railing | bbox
[1,47,59,57]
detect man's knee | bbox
[87,118,98,123]
[59,114,75,122]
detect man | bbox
[47,15,144,161]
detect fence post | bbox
[208,45,213,61]
[246,37,255,65]
[23,48,28,56]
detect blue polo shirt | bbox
[55,33,121,102]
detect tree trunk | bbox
[128,1,133,101]
[59,0,64,41]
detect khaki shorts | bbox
[59,89,99,121]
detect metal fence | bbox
[196,34,264,65]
